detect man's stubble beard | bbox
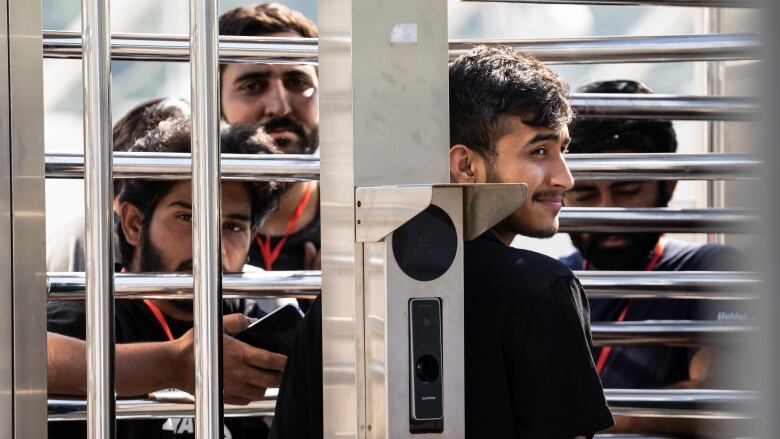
[139,231,194,314]
[486,161,559,239]
[264,116,319,155]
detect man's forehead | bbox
[499,114,568,142]
[225,62,317,80]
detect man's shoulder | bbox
[661,239,744,271]
[465,235,575,292]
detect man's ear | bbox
[119,201,144,248]
[449,144,485,184]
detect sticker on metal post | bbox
[390,23,417,44]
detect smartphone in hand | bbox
[233,304,304,355]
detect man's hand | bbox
[304,241,321,270]
[174,313,288,405]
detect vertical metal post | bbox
[319,0,450,435]
[81,0,116,435]
[190,0,223,436]
[706,7,726,244]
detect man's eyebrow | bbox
[524,132,561,146]
[225,212,252,222]
[167,200,192,209]
[233,71,271,83]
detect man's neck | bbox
[257,181,319,237]
[149,299,193,322]
[490,228,515,246]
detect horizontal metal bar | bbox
[43,31,761,65]
[47,271,321,300]
[48,391,277,422]
[592,321,756,347]
[571,93,758,121]
[43,31,318,64]
[49,271,758,301]
[605,389,758,420]
[576,271,759,300]
[45,153,759,182]
[559,208,756,233]
[458,0,759,7]
[45,152,319,182]
[566,153,760,181]
[451,33,761,64]
[48,388,756,422]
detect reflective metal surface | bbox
[459,0,758,7]
[559,208,755,233]
[706,9,726,246]
[461,183,527,240]
[43,31,318,64]
[189,0,223,435]
[48,397,276,422]
[605,389,757,419]
[450,33,761,64]
[355,186,433,243]
[364,189,465,438]
[48,271,322,300]
[47,388,757,422]
[45,152,320,181]
[7,0,48,435]
[81,0,116,434]
[566,153,759,181]
[571,93,758,121]
[577,271,759,300]
[0,0,11,430]
[592,321,756,347]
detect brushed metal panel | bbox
[8,0,48,435]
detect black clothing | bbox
[247,208,320,272]
[560,239,747,389]
[271,233,613,438]
[47,299,269,439]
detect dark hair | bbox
[112,98,190,194]
[568,80,677,154]
[116,117,281,264]
[219,3,317,38]
[449,45,572,159]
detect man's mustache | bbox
[533,190,565,202]
[263,116,307,139]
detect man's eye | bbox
[285,77,313,92]
[224,223,246,233]
[240,81,266,94]
[177,213,192,222]
[531,147,547,157]
[616,188,641,196]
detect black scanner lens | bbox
[415,354,440,383]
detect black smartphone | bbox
[233,304,304,355]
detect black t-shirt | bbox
[47,299,269,439]
[560,239,748,389]
[270,233,614,438]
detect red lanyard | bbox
[591,240,665,375]
[143,299,174,341]
[255,183,314,270]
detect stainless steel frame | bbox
[571,93,757,120]
[81,0,116,435]
[42,31,761,65]
[3,0,48,435]
[592,321,756,347]
[189,0,223,435]
[559,207,755,233]
[459,0,759,7]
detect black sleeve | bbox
[511,277,614,438]
[269,297,323,439]
[47,301,88,340]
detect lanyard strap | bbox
[593,240,665,375]
[143,299,175,341]
[255,183,314,270]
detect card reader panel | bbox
[409,298,443,423]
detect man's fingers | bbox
[223,313,250,335]
[224,396,252,406]
[243,347,287,372]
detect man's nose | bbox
[550,154,575,191]
[263,81,292,119]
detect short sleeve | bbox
[47,301,87,340]
[511,277,614,438]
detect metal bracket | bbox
[355,183,527,242]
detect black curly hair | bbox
[115,116,281,265]
[449,45,573,159]
[569,80,678,154]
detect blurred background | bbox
[41,0,759,258]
